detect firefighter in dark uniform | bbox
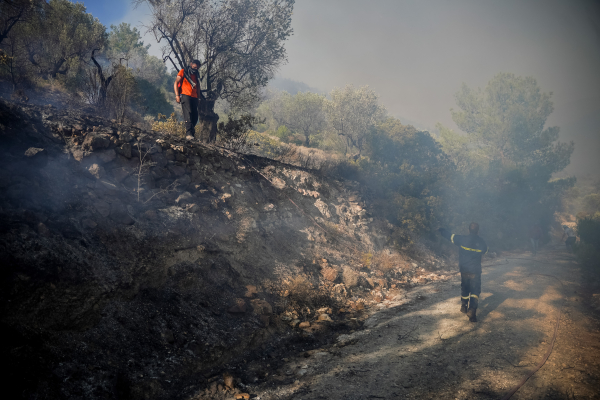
[439,222,488,322]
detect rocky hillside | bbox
[0,100,452,399]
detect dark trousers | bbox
[566,236,576,251]
[461,272,481,309]
[180,94,198,137]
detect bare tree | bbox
[87,49,116,108]
[137,0,294,142]
[85,51,137,123]
[107,65,138,123]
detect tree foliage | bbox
[438,73,575,247]
[450,72,573,176]
[273,91,326,146]
[0,0,42,44]
[1,0,106,89]
[23,0,107,78]
[324,84,386,155]
[364,118,450,235]
[83,23,173,118]
[575,213,600,272]
[138,0,294,141]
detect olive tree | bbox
[280,91,326,146]
[0,0,42,44]
[138,0,294,142]
[22,0,106,78]
[324,84,387,156]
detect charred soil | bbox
[0,100,455,399]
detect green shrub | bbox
[582,194,600,214]
[217,114,261,152]
[275,125,290,139]
[575,212,600,271]
[577,212,600,247]
[151,113,186,137]
[136,78,174,117]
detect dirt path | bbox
[247,248,600,400]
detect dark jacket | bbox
[440,228,488,274]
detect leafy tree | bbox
[436,123,487,173]
[254,88,286,131]
[138,0,295,142]
[106,64,138,123]
[87,49,116,108]
[575,213,600,272]
[365,118,450,234]
[280,91,326,147]
[324,84,386,156]
[136,78,174,116]
[0,0,42,44]
[582,193,600,214]
[438,73,575,247]
[23,0,107,78]
[107,23,149,61]
[450,72,573,177]
[107,23,170,87]
[0,22,28,89]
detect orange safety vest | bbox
[177,69,198,98]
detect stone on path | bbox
[318,313,332,322]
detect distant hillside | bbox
[268,77,324,95]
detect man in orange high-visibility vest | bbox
[174,60,201,139]
[439,223,488,322]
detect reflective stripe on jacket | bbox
[440,228,488,274]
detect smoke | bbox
[274,0,600,176]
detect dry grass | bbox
[372,251,402,274]
[342,265,359,288]
[264,273,342,319]
[248,131,344,172]
[234,206,253,243]
[280,145,343,171]
[151,113,186,137]
[320,266,339,282]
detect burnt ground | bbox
[205,247,600,400]
[2,98,597,400]
[0,99,456,399]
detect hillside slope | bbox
[0,100,451,399]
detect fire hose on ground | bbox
[486,256,571,400]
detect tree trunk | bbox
[197,99,219,143]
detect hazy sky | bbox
[86,0,599,176]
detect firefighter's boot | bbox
[466,308,477,322]
[467,294,479,322]
[460,297,469,314]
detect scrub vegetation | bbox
[1,1,595,399]
[0,0,174,122]
[0,0,577,248]
[252,74,575,251]
[1,2,576,250]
